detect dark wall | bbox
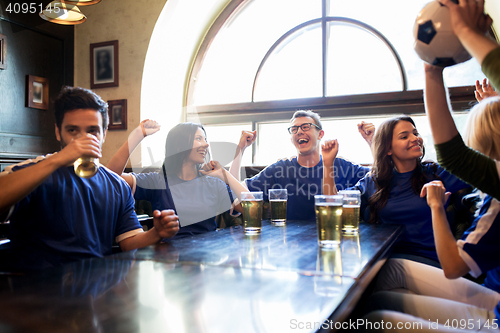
[0,0,74,170]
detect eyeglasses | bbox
[287,123,322,134]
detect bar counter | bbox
[0,220,402,332]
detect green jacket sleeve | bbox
[482,46,500,91]
[435,134,500,200]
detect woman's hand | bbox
[475,78,498,102]
[140,119,161,137]
[420,180,451,210]
[357,121,375,147]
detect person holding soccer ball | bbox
[358,1,500,331]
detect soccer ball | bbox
[413,0,471,67]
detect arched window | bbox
[189,0,483,106]
[158,0,489,166]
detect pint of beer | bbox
[74,156,99,178]
[241,192,263,234]
[314,194,343,248]
[268,189,287,226]
[338,190,361,234]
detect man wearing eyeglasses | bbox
[230,110,373,221]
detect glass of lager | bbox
[338,190,361,234]
[241,191,263,234]
[73,133,100,179]
[314,195,343,248]
[74,157,99,178]
[268,189,287,226]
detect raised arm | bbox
[229,130,256,182]
[107,119,160,174]
[107,120,160,188]
[322,139,339,195]
[441,0,496,66]
[421,181,469,278]
[0,134,101,216]
[357,121,375,147]
[424,63,460,145]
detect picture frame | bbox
[107,99,127,130]
[0,33,6,70]
[90,40,119,89]
[26,75,49,110]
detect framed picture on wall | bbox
[107,99,127,130]
[26,75,49,110]
[90,40,119,89]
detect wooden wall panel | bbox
[0,1,73,165]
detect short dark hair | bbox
[290,110,322,129]
[54,86,109,130]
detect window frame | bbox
[186,0,482,163]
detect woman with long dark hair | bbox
[358,116,469,263]
[323,115,469,264]
[108,120,247,238]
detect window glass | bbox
[254,113,469,166]
[194,0,322,106]
[327,0,484,90]
[326,22,402,96]
[253,24,323,101]
[255,122,297,165]
[203,123,253,167]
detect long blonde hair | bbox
[464,97,500,160]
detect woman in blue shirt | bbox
[323,115,469,263]
[108,120,248,238]
[355,116,468,263]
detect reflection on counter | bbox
[314,247,343,297]
[341,233,363,275]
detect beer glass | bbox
[74,157,99,178]
[314,195,343,247]
[73,133,100,179]
[268,189,287,226]
[241,192,263,234]
[338,190,361,234]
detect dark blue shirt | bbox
[246,156,369,221]
[5,157,141,270]
[353,164,469,262]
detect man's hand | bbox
[357,121,375,147]
[475,78,498,102]
[140,119,161,137]
[440,0,492,36]
[420,180,451,210]
[152,209,179,239]
[56,134,101,167]
[321,139,339,167]
[237,130,257,151]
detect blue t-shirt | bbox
[353,164,469,262]
[133,172,235,238]
[458,195,500,293]
[246,156,369,221]
[4,156,141,270]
